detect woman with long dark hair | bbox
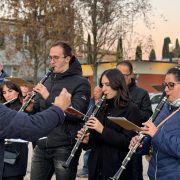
[77,68,142,180]
[0,81,28,180]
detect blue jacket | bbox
[148,104,180,180]
[0,104,65,179]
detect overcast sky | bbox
[136,0,180,60]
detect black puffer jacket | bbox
[129,79,152,122]
[34,56,91,148]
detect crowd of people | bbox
[0,41,179,180]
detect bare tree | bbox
[75,0,153,84]
[0,0,75,82]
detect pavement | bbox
[25,144,149,180]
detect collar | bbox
[170,98,180,108]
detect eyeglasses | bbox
[122,73,131,78]
[48,56,66,62]
[162,82,180,90]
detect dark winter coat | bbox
[129,79,152,122]
[34,56,91,148]
[148,104,180,180]
[87,99,142,180]
[0,104,65,180]
[3,99,28,177]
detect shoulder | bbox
[131,85,148,96]
[71,75,90,86]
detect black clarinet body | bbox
[18,67,53,112]
[110,94,167,180]
[62,95,106,169]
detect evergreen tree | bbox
[135,45,142,61]
[87,34,93,64]
[149,48,156,61]
[175,38,180,49]
[116,37,123,62]
[162,37,171,59]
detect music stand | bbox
[108,116,141,132]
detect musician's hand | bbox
[141,120,157,137]
[129,136,142,149]
[76,128,90,144]
[53,88,71,111]
[33,83,49,100]
[22,92,35,112]
[86,117,104,134]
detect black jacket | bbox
[34,56,91,148]
[129,79,152,122]
[87,99,142,180]
[3,99,28,177]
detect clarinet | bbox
[110,95,167,180]
[62,95,106,169]
[18,67,53,112]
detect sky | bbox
[136,0,180,60]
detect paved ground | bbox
[25,144,149,180]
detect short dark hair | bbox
[99,68,130,107]
[116,60,133,74]
[166,66,180,82]
[50,41,73,57]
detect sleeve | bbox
[97,104,142,149]
[100,126,134,149]
[152,113,180,158]
[0,104,65,141]
[71,79,91,114]
[66,78,91,122]
[139,92,153,122]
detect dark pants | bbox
[2,176,23,180]
[83,149,91,170]
[30,146,81,180]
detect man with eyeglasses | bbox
[30,41,91,180]
[117,60,152,180]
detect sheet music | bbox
[108,116,141,132]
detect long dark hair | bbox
[0,81,23,103]
[99,68,130,107]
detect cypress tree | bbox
[87,34,93,64]
[175,38,180,49]
[116,37,123,62]
[149,48,156,61]
[135,45,142,61]
[162,37,171,59]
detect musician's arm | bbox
[0,105,64,141]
